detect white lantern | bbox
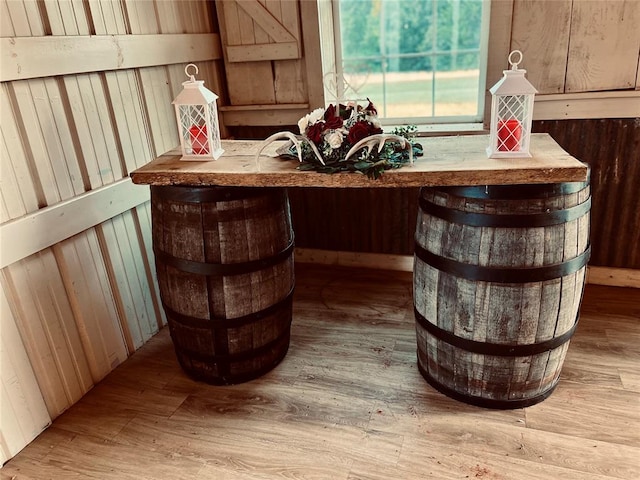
[173,63,224,161]
[487,50,538,158]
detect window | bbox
[318,0,491,126]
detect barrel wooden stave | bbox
[414,182,590,408]
[151,186,294,384]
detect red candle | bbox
[189,125,209,154]
[497,119,522,152]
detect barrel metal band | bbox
[414,306,578,356]
[177,328,291,364]
[151,185,277,203]
[163,286,294,330]
[431,180,589,200]
[155,239,294,277]
[419,196,591,227]
[414,243,590,283]
[417,362,558,409]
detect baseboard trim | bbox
[294,249,639,289]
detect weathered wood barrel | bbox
[151,185,295,385]
[413,179,591,409]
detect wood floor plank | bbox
[3,264,638,479]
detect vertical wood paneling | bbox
[0,282,51,462]
[0,85,40,221]
[11,79,85,204]
[1,251,94,417]
[565,0,640,92]
[510,0,572,94]
[62,73,124,187]
[97,210,160,352]
[218,0,277,105]
[3,0,45,37]
[135,201,167,328]
[88,0,128,35]
[54,232,128,380]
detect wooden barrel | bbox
[413,179,591,409]
[151,185,295,385]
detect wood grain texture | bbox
[565,0,640,92]
[413,182,591,407]
[3,264,638,479]
[511,0,572,94]
[151,186,295,384]
[130,134,589,188]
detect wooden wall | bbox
[0,0,223,463]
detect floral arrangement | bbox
[260,100,423,179]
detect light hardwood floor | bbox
[2,264,639,480]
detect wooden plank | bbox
[534,91,640,120]
[1,0,15,37]
[217,0,276,105]
[299,0,325,109]
[11,79,79,205]
[0,282,51,459]
[0,34,223,82]
[226,41,300,62]
[138,66,179,157]
[4,0,45,36]
[566,0,640,92]
[0,178,150,269]
[221,105,312,125]
[124,0,159,34]
[0,84,40,221]
[88,0,128,35]
[103,70,154,172]
[272,0,306,104]
[511,0,572,94]
[130,134,589,188]
[2,250,94,418]
[54,230,128,381]
[134,201,167,328]
[587,266,640,289]
[96,211,160,353]
[62,73,124,188]
[236,0,297,42]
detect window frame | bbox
[317,0,493,128]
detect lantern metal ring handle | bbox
[508,50,523,70]
[185,63,199,81]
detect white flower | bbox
[366,115,381,129]
[297,116,309,135]
[307,107,325,125]
[298,107,325,134]
[325,130,344,149]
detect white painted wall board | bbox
[2,251,94,417]
[0,178,150,269]
[55,231,128,381]
[0,283,51,459]
[1,34,223,82]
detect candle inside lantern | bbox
[189,125,209,154]
[497,119,522,152]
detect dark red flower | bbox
[325,115,343,130]
[347,121,375,144]
[324,104,337,120]
[306,122,324,144]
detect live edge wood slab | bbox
[130,133,588,188]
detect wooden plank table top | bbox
[130,133,589,188]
